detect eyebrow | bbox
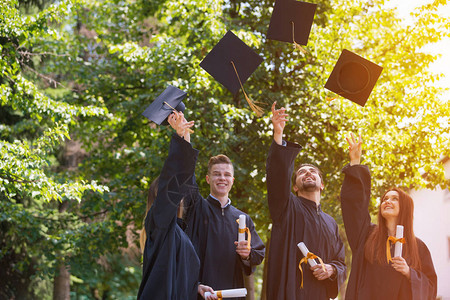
[297,167,317,173]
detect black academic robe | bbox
[137,134,200,300]
[265,141,347,300]
[340,164,437,300]
[176,136,265,300]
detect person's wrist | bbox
[274,129,283,135]
[350,159,360,166]
[329,264,337,280]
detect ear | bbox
[293,185,298,193]
[320,181,324,191]
[206,174,210,185]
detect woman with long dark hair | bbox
[137,111,216,299]
[340,134,437,299]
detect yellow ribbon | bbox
[386,236,405,263]
[163,101,194,133]
[230,61,264,117]
[216,291,222,299]
[298,252,326,289]
[291,22,307,54]
[236,219,251,251]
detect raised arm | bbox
[340,133,372,251]
[266,102,302,221]
[150,112,197,228]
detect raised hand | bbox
[167,111,194,143]
[271,101,288,145]
[345,133,362,166]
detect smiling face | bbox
[293,165,324,194]
[206,163,234,199]
[380,190,400,220]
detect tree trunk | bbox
[53,139,85,299]
[53,263,70,300]
[244,273,255,300]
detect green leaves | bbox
[2,0,449,297]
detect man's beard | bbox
[297,181,320,192]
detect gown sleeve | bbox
[150,133,199,229]
[266,140,302,221]
[410,239,438,300]
[340,163,372,251]
[325,222,347,299]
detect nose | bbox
[303,169,312,176]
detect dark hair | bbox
[364,187,421,270]
[292,163,324,187]
[208,154,233,174]
[140,177,159,252]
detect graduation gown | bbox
[340,164,437,300]
[137,134,200,300]
[265,141,347,299]
[176,136,265,299]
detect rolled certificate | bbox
[204,288,247,298]
[394,225,404,258]
[297,242,317,267]
[238,214,246,242]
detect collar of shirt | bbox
[208,194,231,208]
[298,195,322,212]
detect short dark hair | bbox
[292,163,324,186]
[208,154,234,174]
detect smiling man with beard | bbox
[264,102,347,299]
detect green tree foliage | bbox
[1,0,449,297]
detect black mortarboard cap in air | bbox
[324,49,383,106]
[267,0,317,46]
[142,85,187,125]
[200,30,264,116]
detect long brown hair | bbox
[364,187,421,270]
[139,177,159,252]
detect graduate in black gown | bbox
[340,133,437,300]
[177,120,265,300]
[137,112,215,300]
[265,102,347,299]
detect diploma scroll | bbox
[238,215,246,242]
[297,242,317,267]
[394,225,404,258]
[204,288,247,298]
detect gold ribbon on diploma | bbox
[291,22,307,54]
[216,291,223,299]
[386,236,406,263]
[230,61,264,117]
[163,101,194,134]
[236,219,252,251]
[298,252,326,289]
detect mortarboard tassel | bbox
[326,91,344,102]
[298,252,326,289]
[292,22,307,54]
[230,61,264,117]
[326,95,338,102]
[164,101,194,133]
